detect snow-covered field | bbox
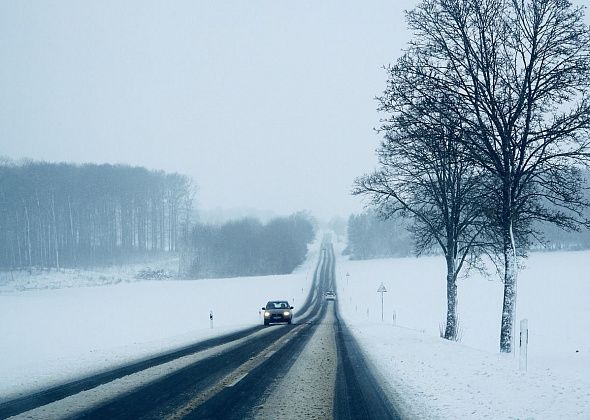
[1,242,589,419]
[0,258,179,292]
[0,249,319,402]
[336,249,590,419]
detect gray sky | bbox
[1,1,587,220]
[0,0,418,220]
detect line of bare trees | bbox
[354,0,590,352]
[345,211,412,260]
[182,212,316,279]
[0,160,193,269]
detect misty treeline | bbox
[0,160,192,269]
[344,211,412,260]
[536,217,590,250]
[354,0,590,351]
[347,204,590,261]
[182,212,315,279]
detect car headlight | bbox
[283,311,291,317]
[264,311,271,317]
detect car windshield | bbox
[266,301,289,309]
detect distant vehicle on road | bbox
[262,301,294,325]
[325,291,336,301]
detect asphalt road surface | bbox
[2,240,402,420]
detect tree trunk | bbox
[15,210,22,268]
[444,255,458,340]
[500,221,518,353]
[51,194,60,270]
[68,197,77,266]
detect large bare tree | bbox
[354,97,488,341]
[383,0,590,352]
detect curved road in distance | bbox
[4,240,402,420]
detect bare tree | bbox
[354,98,487,341]
[388,0,590,352]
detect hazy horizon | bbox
[0,1,423,220]
[1,1,587,220]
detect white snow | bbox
[0,258,179,293]
[2,242,589,419]
[0,248,319,402]
[335,248,590,419]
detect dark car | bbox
[262,300,294,325]
[325,290,336,301]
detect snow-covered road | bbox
[2,240,589,418]
[255,303,338,419]
[3,241,401,420]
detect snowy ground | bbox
[335,249,590,419]
[1,242,589,418]
[0,247,319,402]
[0,257,179,292]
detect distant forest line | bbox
[346,210,590,261]
[344,211,412,260]
[0,159,316,280]
[0,160,192,269]
[182,213,316,279]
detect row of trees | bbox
[536,218,590,250]
[182,212,315,279]
[0,160,193,269]
[347,210,590,261]
[345,211,412,259]
[347,207,590,261]
[355,0,590,352]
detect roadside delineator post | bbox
[519,318,528,372]
[209,310,214,329]
[392,310,396,326]
[377,282,387,322]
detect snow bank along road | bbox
[1,240,401,420]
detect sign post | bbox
[519,318,528,372]
[377,282,387,322]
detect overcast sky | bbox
[1,1,587,221]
